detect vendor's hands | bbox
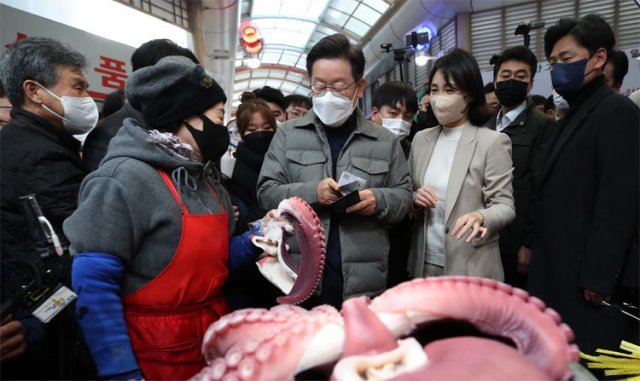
[584,289,610,304]
[517,246,533,274]
[0,315,26,362]
[317,178,341,206]
[346,189,377,216]
[262,209,277,227]
[414,186,438,209]
[451,211,487,242]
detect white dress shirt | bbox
[496,100,527,132]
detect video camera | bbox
[0,195,76,323]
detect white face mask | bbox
[313,90,357,128]
[552,89,569,111]
[37,83,99,135]
[276,119,285,129]
[429,93,468,127]
[381,118,411,139]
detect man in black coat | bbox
[0,37,97,379]
[528,15,639,354]
[83,39,200,171]
[487,46,555,288]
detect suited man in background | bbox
[528,15,639,354]
[487,46,555,288]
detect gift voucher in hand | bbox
[338,171,366,196]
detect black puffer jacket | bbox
[1,108,86,258]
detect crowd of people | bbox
[0,11,637,380]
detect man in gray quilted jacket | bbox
[257,34,412,308]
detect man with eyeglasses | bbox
[257,34,412,309]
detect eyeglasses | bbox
[311,80,358,96]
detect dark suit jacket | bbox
[528,76,639,353]
[83,103,142,171]
[488,98,555,256]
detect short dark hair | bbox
[0,37,87,106]
[607,50,629,88]
[530,94,546,106]
[252,86,286,111]
[493,46,538,81]
[544,14,615,60]
[102,89,126,118]
[306,34,365,80]
[284,94,312,110]
[428,48,493,126]
[484,82,495,94]
[544,95,555,113]
[131,39,199,71]
[372,81,418,114]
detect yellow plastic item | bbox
[581,341,640,379]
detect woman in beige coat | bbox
[408,49,515,280]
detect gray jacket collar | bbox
[292,108,382,140]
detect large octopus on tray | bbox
[194,198,581,380]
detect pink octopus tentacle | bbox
[388,337,553,381]
[341,296,397,357]
[368,277,578,381]
[201,306,310,361]
[197,277,579,381]
[275,197,326,305]
[196,305,343,381]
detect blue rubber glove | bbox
[229,229,262,271]
[72,253,140,379]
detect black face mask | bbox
[184,114,230,163]
[495,79,529,108]
[241,130,275,156]
[416,107,439,130]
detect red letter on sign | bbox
[94,56,128,89]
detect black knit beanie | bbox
[126,55,227,130]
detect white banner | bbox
[0,4,136,104]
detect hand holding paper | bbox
[338,171,366,196]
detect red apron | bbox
[124,170,229,380]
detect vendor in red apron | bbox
[64,56,271,380]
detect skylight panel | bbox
[330,0,358,15]
[280,52,301,66]
[344,17,369,36]
[366,0,390,14]
[280,82,298,93]
[252,0,329,21]
[353,4,381,26]
[324,8,349,27]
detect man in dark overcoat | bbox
[528,14,639,354]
